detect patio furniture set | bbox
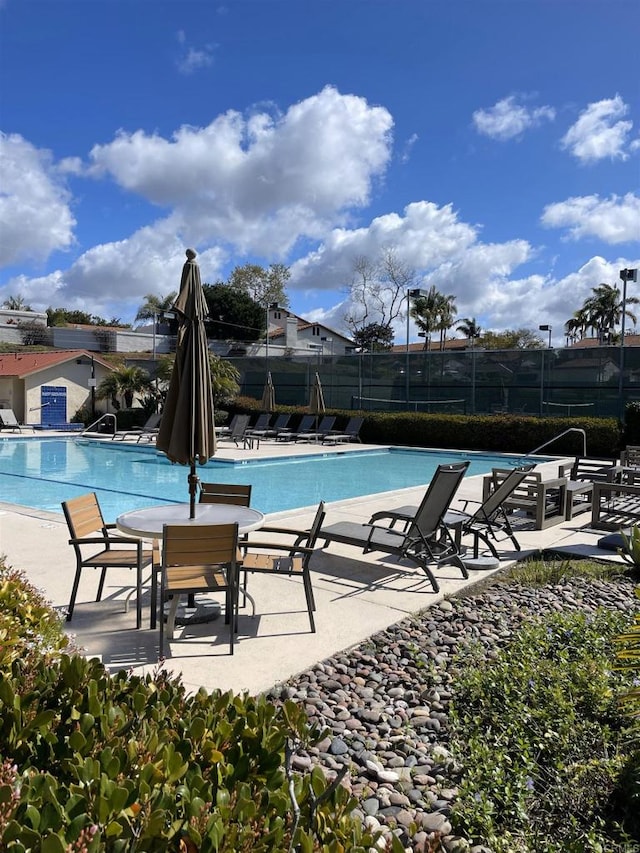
[60,448,640,659]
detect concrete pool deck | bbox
[0,431,626,696]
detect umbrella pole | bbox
[188,465,199,519]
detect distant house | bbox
[0,350,114,426]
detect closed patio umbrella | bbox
[309,371,325,434]
[156,249,215,518]
[260,371,276,413]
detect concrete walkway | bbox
[0,432,624,696]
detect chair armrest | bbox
[69,535,142,547]
[242,541,314,557]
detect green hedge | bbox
[231,398,620,458]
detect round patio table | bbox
[116,502,264,539]
[116,502,265,628]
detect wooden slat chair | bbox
[240,502,325,632]
[159,523,239,659]
[62,492,158,629]
[199,483,252,506]
[557,456,622,520]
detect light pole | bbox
[405,288,428,403]
[618,268,638,418]
[538,325,551,415]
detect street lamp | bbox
[539,324,552,349]
[618,268,638,418]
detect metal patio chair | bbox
[318,462,470,593]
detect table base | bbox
[164,596,222,626]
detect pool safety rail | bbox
[526,427,587,458]
[82,413,117,436]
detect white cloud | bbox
[0,133,76,266]
[472,95,555,141]
[561,95,634,163]
[86,86,394,256]
[176,31,216,74]
[541,193,640,244]
[0,226,228,320]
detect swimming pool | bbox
[0,438,537,520]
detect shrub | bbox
[449,609,640,852]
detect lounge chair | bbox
[295,415,336,442]
[240,502,325,632]
[62,492,158,629]
[322,416,364,444]
[217,414,252,448]
[159,522,239,658]
[244,413,273,441]
[318,461,470,592]
[215,413,240,437]
[111,412,162,442]
[275,414,315,441]
[0,408,34,433]
[370,464,535,558]
[261,413,292,438]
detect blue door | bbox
[41,386,67,425]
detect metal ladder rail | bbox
[524,427,587,458]
[81,413,117,436]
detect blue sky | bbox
[1,0,638,346]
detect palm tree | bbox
[96,365,151,410]
[436,292,457,350]
[2,295,31,311]
[457,317,482,345]
[411,286,443,350]
[578,283,639,344]
[135,292,178,324]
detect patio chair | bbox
[215,413,240,437]
[240,501,325,632]
[318,461,470,593]
[295,415,336,442]
[0,408,34,433]
[159,522,239,658]
[322,416,364,444]
[261,413,292,438]
[557,456,622,520]
[244,413,273,441]
[62,492,158,629]
[111,412,162,442]
[217,414,252,448]
[482,467,568,529]
[275,414,315,441]
[199,482,252,506]
[620,445,640,468]
[370,464,535,558]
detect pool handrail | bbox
[525,427,587,458]
[82,413,117,436]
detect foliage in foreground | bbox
[0,562,385,852]
[449,607,640,852]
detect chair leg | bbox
[96,567,108,601]
[67,565,83,621]
[302,571,316,632]
[136,565,142,629]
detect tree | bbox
[135,292,178,323]
[2,295,31,311]
[202,284,265,342]
[457,317,482,342]
[154,353,240,409]
[228,263,290,308]
[482,328,545,350]
[410,286,456,351]
[343,248,417,345]
[573,283,639,344]
[95,365,151,410]
[353,322,394,352]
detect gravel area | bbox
[265,571,638,853]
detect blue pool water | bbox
[0,438,537,521]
